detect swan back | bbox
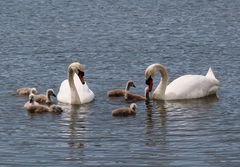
[165,74,219,100]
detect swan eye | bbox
[78,70,84,76]
[145,76,152,85]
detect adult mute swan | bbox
[57,62,95,105]
[145,64,219,100]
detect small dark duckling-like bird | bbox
[16,87,37,96]
[124,87,150,102]
[24,94,63,113]
[107,80,136,97]
[112,103,137,117]
[34,89,56,105]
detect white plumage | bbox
[57,62,95,105]
[145,64,219,100]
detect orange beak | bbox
[146,76,153,92]
[80,75,85,85]
[148,79,153,92]
[78,71,85,85]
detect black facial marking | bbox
[78,70,84,76]
[145,76,152,85]
[30,97,34,103]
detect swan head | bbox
[145,75,153,92]
[145,63,168,93]
[68,62,85,85]
[47,89,56,97]
[145,64,155,92]
[130,103,137,112]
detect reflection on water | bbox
[1,0,240,166]
[145,100,168,128]
[66,106,86,149]
[144,95,219,148]
[145,100,168,147]
[60,104,90,160]
[166,94,219,110]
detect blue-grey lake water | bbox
[0,0,240,166]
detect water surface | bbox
[0,0,240,166]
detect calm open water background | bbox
[0,0,240,166]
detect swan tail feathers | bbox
[206,67,219,85]
[206,67,216,79]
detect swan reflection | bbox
[61,104,91,151]
[145,100,168,146]
[166,94,219,110]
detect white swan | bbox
[57,62,95,105]
[145,64,219,100]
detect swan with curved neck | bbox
[145,64,219,100]
[57,62,95,105]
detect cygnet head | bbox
[31,88,38,95]
[127,80,136,88]
[130,103,137,112]
[47,89,56,97]
[50,105,63,113]
[68,62,85,84]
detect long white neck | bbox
[152,64,168,100]
[68,67,81,104]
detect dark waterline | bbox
[0,0,240,166]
